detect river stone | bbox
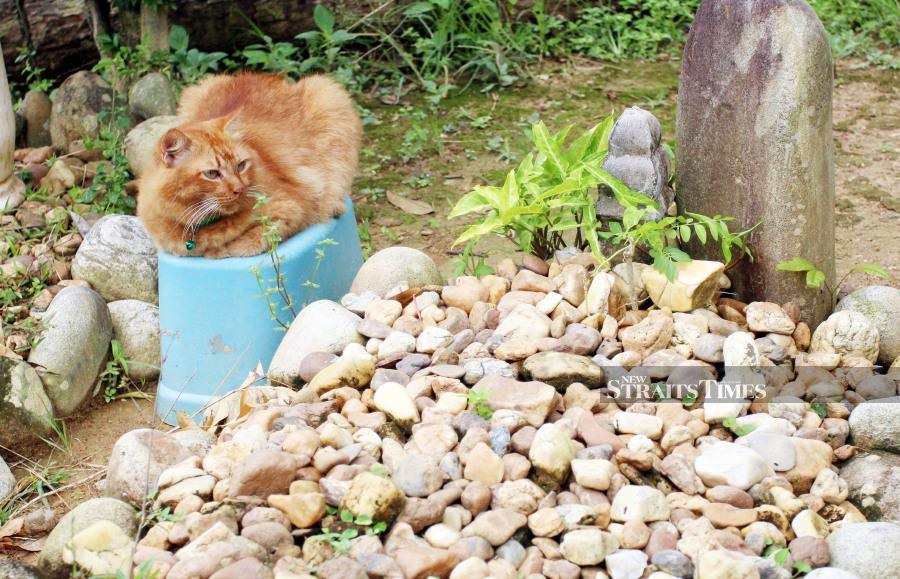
[128,72,177,119]
[840,451,900,522]
[350,247,443,296]
[610,485,670,523]
[811,311,880,364]
[529,423,576,489]
[124,115,178,177]
[0,456,13,502]
[848,398,900,453]
[105,429,191,506]
[596,106,672,221]
[21,89,52,147]
[642,260,724,312]
[71,215,159,303]
[269,300,364,387]
[27,286,112,416]
[0,560,46,579]
[827,522,900,579]
[107,300,160,380]
[49,71,114,152]
[470,375,557,428]
[520,351,604,391]
[0,358,54,448]
[835,286,900,365]
[676,0,834,326]
[38,497,138,577]
[694,441,770,490]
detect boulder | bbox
[848,398,900,454]
[20,89,52,147]
[105,429,192,506]
[836,286,900,365]
[0,358,54,448]
[38,497,137,577]
[676,0,834,325]
[827,522,900,579]
[268,300,364,387]
[49,71,114,152]
[840,451,900,522]
[107,300,160,380]
[811,311,880,364]
[124,115,178,177]
[642,260,724,312]
[27,286,112,416]
[71,215,159,303]
[350,247,443,296]
[128,72,177,119]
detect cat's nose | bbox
[232,185,245,197]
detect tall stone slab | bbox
[676,0,834,326]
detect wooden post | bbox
[0,39,26,206]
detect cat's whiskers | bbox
[176,198,215,225]
[182,199,222,240]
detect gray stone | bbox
[350,247,443,296]
[827,522,900,579]
[128,72,177,119]
[71,215,159,303]
[107,300,160,380]
[27,286,112,416]
[105,429,191,506]
[520,351,604,391]
[849,398,900,453]
[268,300,364,387]
[0,456,14,502]
[597,106,672,221]
[38,497,138,577]
[840,451,900,522]
[836,286,900,365]
[652,549,694,579]
[49,71,115,152]
[0,560,45,579]
[392,454,443,498]
[20,89,52,147]
[676,0,834,326]
[124,115,178,177]
[0,358,54,448]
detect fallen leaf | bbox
[387,192,434,215]
[0,517,24,540]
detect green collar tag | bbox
[185,214,223,252]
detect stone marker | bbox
[676,0,834,326]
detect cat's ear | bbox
[160,128,191,167]
[217,110,242,140]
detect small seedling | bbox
[722,417,755,437]
[777,257,892,309]
[467,389,493,419]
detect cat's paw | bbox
[330,202,346,219]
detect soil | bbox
[1,57,897,561]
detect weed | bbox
[301,238,338,308]
[722,417,755,438]
[776,258,893,309]
[95,339,132,402]
[40,416,71,456]
[0,465,71,526]
[14,47,52,94]
[466,389,493,419]
[448,241,493,278]
[168,25,227,86]
[357,219,373,259]
[681,391,698,407]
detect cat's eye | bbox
[237,159,250,172]
[202,169,221,180]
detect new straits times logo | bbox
[606,373,768,402]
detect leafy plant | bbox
[95,339,132,402]
[250,195,296,331]
[449,117,754,280]
[14,47,52,93]
[168,25,227,85]
[722,417,755,437]
[448,241,494,278]
[78,100,135,214]
[467,389,493,419]
[777,257,892,308]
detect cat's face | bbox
[157,121,256,220]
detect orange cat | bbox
[137,72,361,258]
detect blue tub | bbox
[155,197,362,425]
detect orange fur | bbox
[137,72,361,258]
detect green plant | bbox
[338,509,389,535]
[763,542,814,577]
[722,417,755,437]
[0,465,71,526]
[467,389,493,419]
[681,390,698,407]
[39,416,71,456]
[250,197,296,331]
[168,25,227,85]
[95,339,131,402]
[14,47,52,93]
[776,258,892,308]
[311,526,359,555]
[117,561,161,579]
[811,401,827,419]
[448,241,494,278]
[449,117,754,280]
[301,238,338,308]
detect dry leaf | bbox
[0,517,24,540]
[387,192,434,215]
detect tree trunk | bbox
[0,39,26,201]
[85,0,113,58]
[140,2,169,54]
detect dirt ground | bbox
[2,57,897,560]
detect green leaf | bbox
[449,187,496,219]
[693,223,707,244]
[679,224,691,243]
[806,269,826,289]
[169,25,189,52]
[777,257,817,272]
[453,216,503,247]
[851,263,892,280]
[581,163,658,210]
[313,4,335,35]
[793,562,813,574]
[340,510,354,523]
[532,121,567,177]
[774,548,789,566]
[665,247,692,262]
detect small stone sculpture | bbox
[596,106,673,221]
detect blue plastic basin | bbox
[155,197,362,424]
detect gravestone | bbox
[676,0,834,326]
